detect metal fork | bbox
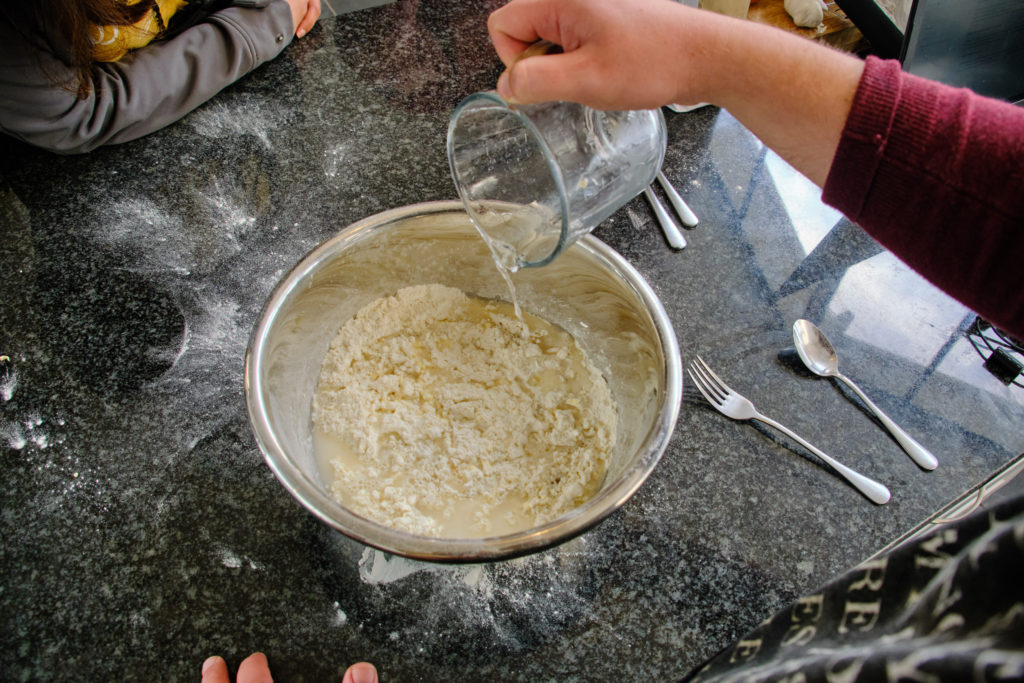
[688,356,892,505]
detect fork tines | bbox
[688,355,725,406]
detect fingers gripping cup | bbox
[447,88,667,270]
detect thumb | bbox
[342,662,379,683]
[201,656,230,683]
[498,51,596,106]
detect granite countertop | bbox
[2,2,1023,680]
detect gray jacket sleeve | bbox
[0,1,295,154]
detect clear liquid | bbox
[466,202,559,333]
[476,229,526,331]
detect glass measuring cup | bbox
[447,92,666,270]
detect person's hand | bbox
[487,0,715,110]
[202,653,272,683]
[285,0,321,38]
[201,653,378,683]
[488,0,864,186]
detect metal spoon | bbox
[792,319,939,471]
[657,171,698,227]
[643,186,687,249]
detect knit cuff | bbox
[821,56,904,220]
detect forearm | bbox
[88,4,296,147]
[672,9,864,186]
[0,1,294,154]
[823,57,1024,338]
[489,0,1024,337]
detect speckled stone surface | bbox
[2,2,1022,681]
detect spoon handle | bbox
[754,412,892,505]
[656,171,699,227]
[643,187,687,249]
[836,373,939,470]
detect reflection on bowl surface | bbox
[245,201,681,562]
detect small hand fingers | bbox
[342,662,379,683]
[237,652,274,683]
[201,656,230,683]
[297,0,321,37]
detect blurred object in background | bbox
[698,0,751,19]
[834,0,1024,102]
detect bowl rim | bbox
[244,200,682,563]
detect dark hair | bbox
[6,0,158,98]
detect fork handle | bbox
[755,413,892,505]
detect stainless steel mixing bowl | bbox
[245,201,681,562]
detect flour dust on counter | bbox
[1,356,19,406]
[187,97,290,150]
[214,545,265,571]
[70,177,306,459]
[312,284,617,538]
[336,533,609,656]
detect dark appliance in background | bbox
[834,0,1024,103]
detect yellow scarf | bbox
[91,0,188,62]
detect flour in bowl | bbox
[311,284,616,538]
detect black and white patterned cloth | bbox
[688,495,1024,682]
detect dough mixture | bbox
[312,284,616,538]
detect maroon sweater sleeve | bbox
[823,56,1024,340]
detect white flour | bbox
[312,284,617,538]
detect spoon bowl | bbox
[792,319,938,471]
[793,320,842,378]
